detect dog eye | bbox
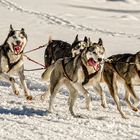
[21,36,24,39]
[13,36,17,39]
[93,52,96,54]
[76,45,80,49]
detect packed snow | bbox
[0,0,140,139]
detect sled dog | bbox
[0,25,32,100]
[104,53,140,118]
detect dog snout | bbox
[98,58,102,62]
[16,40,21,45]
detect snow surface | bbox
[0,0,140,139]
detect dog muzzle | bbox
[12,43,23,54]
[87,58,100,71]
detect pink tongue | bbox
[14,46,21,53]
[87,58,100,71]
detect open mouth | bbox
[87,58,100,71]
[12,43,23,54]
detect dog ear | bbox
[10,24,14,31]
[98,38,103,46]
[84,36,88,43]
[21,28,25,32]
[74,34,79,42]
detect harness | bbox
[2,45,22,73]
[62,57,101,85]
[81,63,100,85]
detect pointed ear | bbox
[10,24,13,31]
[84,36,88,43]
[21,28,25,32]
[98,38,103,46]
[74,34,79,42]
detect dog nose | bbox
[98,58,102,62]
[16,40,21,45]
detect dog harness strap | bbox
[7,58,21,72]
[62,59,73,82]
[82,62,100,85]
[81,63,89,85]
[2,46,22,72]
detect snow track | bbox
[0,0,140,40]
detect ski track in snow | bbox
[0,0,140,40]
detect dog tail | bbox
[41,64,54,81]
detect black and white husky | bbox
[0,25,32,100]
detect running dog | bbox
[0,25,32,100]
[103,52,140,118]
[41,35,90,99]
[44,35,89,67]
[42,38,106,117]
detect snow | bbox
[0,0,140,139]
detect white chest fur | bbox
[7,51,21,64]
[1,52,23,74]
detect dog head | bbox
[6,25,27,55]
[81,38,105,71]
[71,35,90,57]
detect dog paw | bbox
[132,107,138,112]
[14,90,19,96]
[122,114,128,119]
[26,95,32,100]
[101,103,108,108]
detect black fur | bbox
[44,40,72,67]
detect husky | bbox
[41,35,90,99]
[44,35,89,67]
[0,25,32,100]
[42,38,106,117]
[103,52,140,118]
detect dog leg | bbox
[125,82,139,110]
[94,82,107,108]
[48,80,60,113]
[18,71,32,100]
[81,86,92,111]
[41,84,50,101]
[0,73,19,95]
[109,82,127,118]
[124,84,138,111]
[69,92,79,117]
[74,83,92,111]
[104,72,127,118]
[65,81,83,117]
